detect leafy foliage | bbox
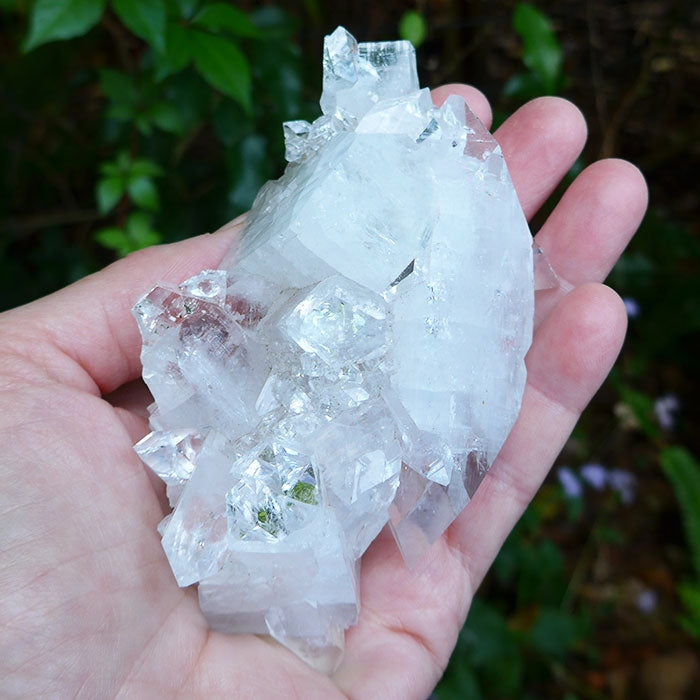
[678,582,700,637]
[96,152,164,214]
[659,448,700,574]
[192,3,261,37]
[23,0,106,52]
[4,0,314,280]
[95,212,160,256]
[438,494,590,698]
[189,29,251,110]
[505,2,565,99]
[660,447,700,637]
[113,0,167,52]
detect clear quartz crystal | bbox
[133,25,534,672]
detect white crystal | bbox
[134,26,534,671]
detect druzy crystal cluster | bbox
[133,27,534,671]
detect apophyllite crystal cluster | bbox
[133,27,534,671]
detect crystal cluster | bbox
[133,27,534,671]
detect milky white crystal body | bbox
[133,26,534,672]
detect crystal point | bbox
[134,26,534,671]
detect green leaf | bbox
[147,101,186,133]
[528,608,582,658]
[502,71,544,100]
[23,0,106,52]
[660,447,700,578]
[95,226,132,256]
[112,0,167,52]
[679,582,700,638]
[116,150,131,170]
[460,600,523,696]
[398,10,427,48]
[154,21,192,80]
[134,114,153,135]
[125,212,161,247]
[129,158,164,178]
[512,3,563,94]
[193,3,261,38]
[192,31,253,112]
[96,176,124,214]
[461,600,516,667]
[516,539,567,607]
[190,30,251,111]
[99,161,120,178]
[127,175,159,210]
[170,0,199,20]
[99,68,138,105]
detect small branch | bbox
[586,0,608,140]
[101,11,136,73]
[599,45,654,159]
[1,209,100,235]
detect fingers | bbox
[0,219,245,394]
[536,158,648,287]
[451,283,628,589]
[431,84,493,129]
[533,159,647,326]
[495,97,588,219]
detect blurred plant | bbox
[24,0,257,109]
[610,210,700,375]
[504,2,565,101]
[21,0,285,255]
[610,202,700,638]
[660,447,700,637]
[4,0,313,276]
[94,151,163,254]
[398,9,427,49]
[441,2,699,695]
[437,490,593,699]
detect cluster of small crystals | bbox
[133,27,534,672]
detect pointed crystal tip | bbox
[320,26,419,121]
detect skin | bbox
[0,85,647,699]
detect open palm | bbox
[0,86,647,699]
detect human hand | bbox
[0,86,647,699]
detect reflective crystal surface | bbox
[133,26,534,672]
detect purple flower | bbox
[623,297,641,319]
[636,588,658,614]
[580,463,608,491]
[557,466,583,499]
[608,469,637,504]
[654,394,680,431]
